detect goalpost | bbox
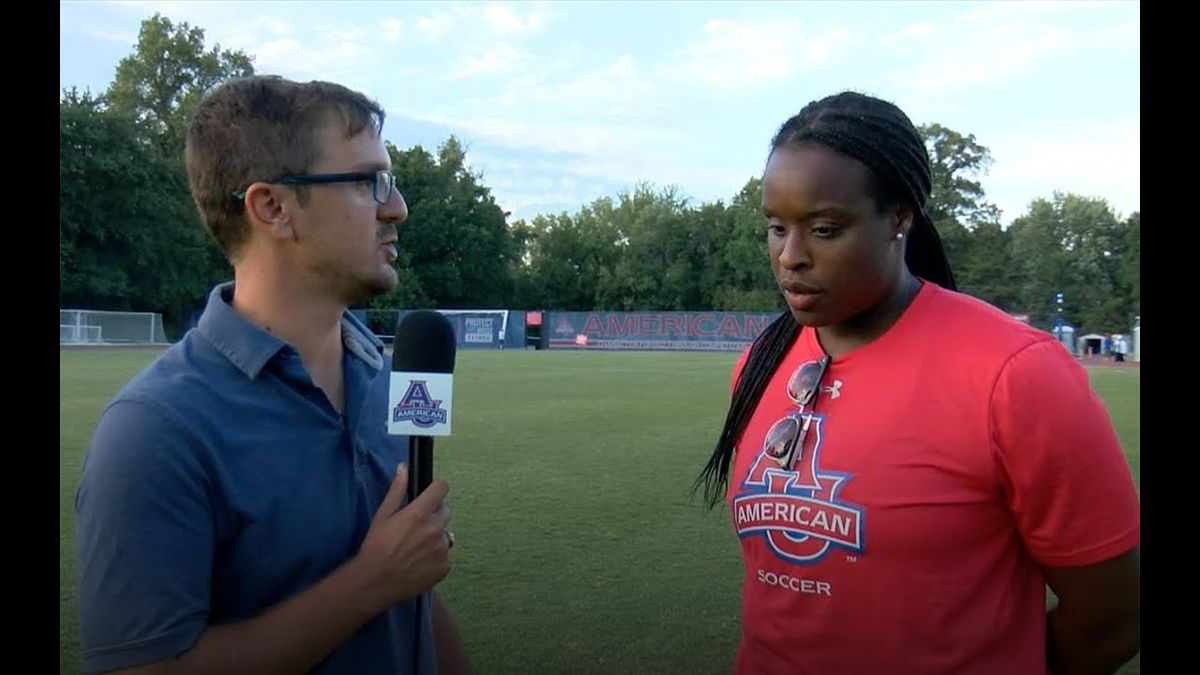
[60,309,167,345]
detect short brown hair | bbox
[184,75,386,260]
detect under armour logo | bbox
[821,379,843,399]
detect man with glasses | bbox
[75,75,472,675]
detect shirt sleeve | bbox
[990,338,1140,567]
[74,397,214,674]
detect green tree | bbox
[1009,193,1128,332]
[708,178,780,311]
[60,89,227,331]
[106,13,254,155]
[596,184,710,310]
[60,11,252,332]
[917,123,1016,311]
[919,123,1003,229]
[1117,211,1139,314]
[514,201,623,311]
[955,222,1018,311]
[387,137,519,309]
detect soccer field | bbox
[59,349,1140,674]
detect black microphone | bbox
[388,310,457,675]
[389,310,457,501]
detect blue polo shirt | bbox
[74,282,435,675]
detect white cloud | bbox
[416,11,456,41]
[451,42,529,79]
[395,100,679,192]
[897,14,1076,91]
[907,29,1070,90]
[382,18,404,43]
[100,0,212,12]
[898,2,1136,94]
[665,18,855,88]
[206,17,290,57]
[452,153,605,219]
[250,16,292,36]
[96,0,241,31]
[65,0,1137,224]
[252,38,371,79]
[899,20,935,38]
[548,55,668,121]
[415,2,551,42]
[392,44,754,216]
[987,121,1139,222]
[325,26,369,42]
[252,38,301,64]
[82,28,136,45]
[1086,22,1140,50]
[483,2,549,35]
[961,1,1060,25]
[429,52,669,128]
[466,123,740,212]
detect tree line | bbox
[60,14,1139,338]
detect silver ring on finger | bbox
[444,530,455,550]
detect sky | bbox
[59,0,1140,226]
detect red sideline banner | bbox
[545,311,780,351]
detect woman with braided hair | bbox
[697,91,1139,674]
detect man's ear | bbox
[242,183,295,242]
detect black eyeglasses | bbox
[763,355,830,469]
[233,169,397,205]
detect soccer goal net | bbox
[60,309,167,345]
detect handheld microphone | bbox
[389,310,457,501]
[387,309,457,675]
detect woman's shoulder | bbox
[911,283,1062,366]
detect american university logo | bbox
[391,380,448,428]
[733,412,864,564]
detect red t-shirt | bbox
[728,282,1140,675]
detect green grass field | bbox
[59,349,1140,674]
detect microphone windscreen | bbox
[392,310,457,374]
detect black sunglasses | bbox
[763,355,831,469]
